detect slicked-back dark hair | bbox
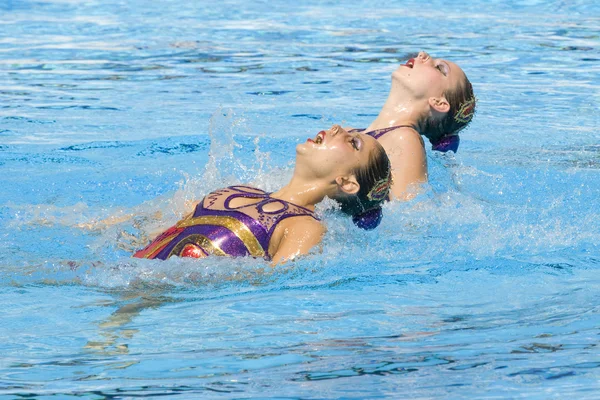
[333,141,391,229]
[422,74,475,145]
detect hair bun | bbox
[352,207,383,230]
[432,134,460,153]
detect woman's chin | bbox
[296,142,311,155]
[391,68,408,82]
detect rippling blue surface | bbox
[1,0,599,398]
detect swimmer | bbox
[348,51,476,200]
[133,125,391,265]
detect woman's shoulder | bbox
[271,214,324,246]
[378,126,425,153]
[279,213,324,232]
[385,125,422,140]
[268,213,325,264]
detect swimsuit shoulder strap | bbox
[351,124,414,139]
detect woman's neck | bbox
[365,82,424,133]
[270,175,330,210]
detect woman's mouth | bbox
[309,131,325,144]
[404,58,415,68]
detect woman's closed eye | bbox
[436,63,449,76]
[350,137,362,151]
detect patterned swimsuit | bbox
[133,186,319,261]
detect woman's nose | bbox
[417,51,430,62]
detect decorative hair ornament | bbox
[352,168,392,231]
[454,96,477,124]
[366,172,392,202]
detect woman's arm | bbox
[270,217,325,265]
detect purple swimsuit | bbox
[133,186,319,261]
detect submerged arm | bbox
[78,200,200,231]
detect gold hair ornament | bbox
[454,96,476,124]
[366,172,392,202]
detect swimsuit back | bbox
[133,185,319,260]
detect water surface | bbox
[1,0,599,398]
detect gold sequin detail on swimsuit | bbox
[142,231,182,259]
[176,215,265,258]
[169,234,227,258]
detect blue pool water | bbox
[1,0,599,398]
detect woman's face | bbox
[392,51,466,100]
[296,125,378,180]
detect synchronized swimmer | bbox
[349,51,476,200]
[133,125,391,265]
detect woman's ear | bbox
[335,175,360,195]
[428,96,450,114]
